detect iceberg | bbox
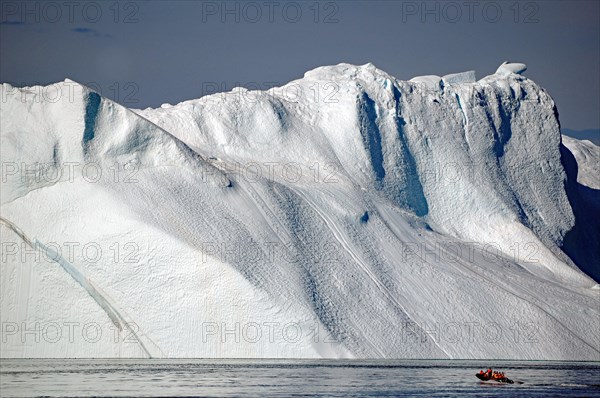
[1,62,598,359]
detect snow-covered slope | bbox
[1,63,598,359]
[560,136,600,283]
[562,136,599,190]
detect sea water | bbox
[1,359,599,397]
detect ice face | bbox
[1,63,598,360]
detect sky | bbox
[1,0,599,130]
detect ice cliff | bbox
[1,62,598,359]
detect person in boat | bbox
[478,368,511,382]
[479,368,494,379]
[493,371,506,380]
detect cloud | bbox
[72,27,98,35]
[0,20,25,25]
[71,27,111,38]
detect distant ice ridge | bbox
[562,136,600,190]
[1,62,598,360]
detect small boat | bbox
[476,372,514,384]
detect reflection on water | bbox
[1,359,599,397]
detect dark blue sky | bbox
[1,0,598,129]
